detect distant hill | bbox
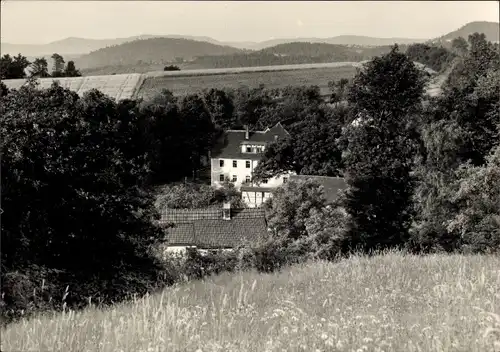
[74,38,245,70]
[0,35,247,57]
[247,35,427,50]
[430,21,499,44]
[1,34,428,58]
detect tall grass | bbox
[2,252,499,352]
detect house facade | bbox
[210,122,295,208]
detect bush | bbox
[164,65,180,71]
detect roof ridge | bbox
[226,129,267,134]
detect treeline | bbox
[1,33,498,324]
[189,42,458,70]
[0,53,81,80]
[190,43,394,68]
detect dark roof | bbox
[289,175,348,204]
[211,122,290,160]
[159,208,268,248]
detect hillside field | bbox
[137,64,359,100]
[3,252,499,352]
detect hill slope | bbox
[74,38,244,70]
[2,253,499,351]
[431,21,499,44]
[0,35,244,57]
[249,35,427,50]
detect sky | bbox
[1,1,498,44]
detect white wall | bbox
[211,158,293,189]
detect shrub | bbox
[164,65,181,71]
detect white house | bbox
[210,122,294,208]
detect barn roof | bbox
[159,207,268,248]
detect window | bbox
[233,160,237,168]
[232,175,237,182]
[261,192,265,198]
[246,161,251,168]
[262,179,268,184]
[246,146,252,153]
[283,177,288,183]
[219,159,224,167]
[245,175,251,183]
[256,146,263,153]
[219,174,225,182]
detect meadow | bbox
[137,65,359,100]
[2,252,499,352]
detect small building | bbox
[158,202,268,253]
[289,175,348,204]
[210,122,295,208]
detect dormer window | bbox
[246,146,252,153]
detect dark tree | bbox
[0,53,31,79]
[202,88,236,130]
[51,53,65,77]
[64,60,82,77]
[30,57,51,78]
[164,65,181,71]
[0,83,168,320]
[341,45,426,251]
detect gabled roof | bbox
[211,122,290,160]
[289,175,348,204]
[159,208,268,248]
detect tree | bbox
[202,88,236,130]
[64,60,81,77]
[155,181,245,210]
[0,81,8,97]
[303,205,349,260]
[327,78,350,105]
[51,53,65,77]
[451,36,468,56]
[409,119,468,252]
[446,145,500,253]
[341,45,426,251]
[254,108,345,180]
[0,53,31,79]
[164,65,180,71]
[178,94,218,180]
[1,82,168,319]
[264,178,327,240]
[441,33,500,166]
[410,34,500,253]
[405,43,455,72]
[30,57,50,78]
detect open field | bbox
[137,64,360,100]
[3,252,499,352]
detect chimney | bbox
[244,125,249,140]
[222,201,231,220]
